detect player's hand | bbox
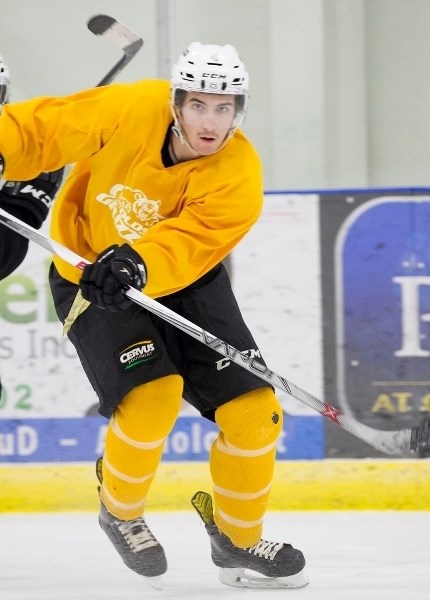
[80,243,147,311]
[0,167,64,228]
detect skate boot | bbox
[96,458,167,590]
[191,491,309,589]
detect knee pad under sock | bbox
[210,387,283,547]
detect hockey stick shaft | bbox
[0,207,425,456]
[87,14,143,86]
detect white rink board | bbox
[233,193,321,414]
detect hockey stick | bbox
[87,14,143,86]
[0,207,428,457]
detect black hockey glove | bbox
[80,244,147,311]
[0,167,64,279]
[0,167,64,229]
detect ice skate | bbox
[96,458,167,590]
[191,490,309,589]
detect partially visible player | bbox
[0,53,64,278]
[0,53,64,397]
[0,53,64,279]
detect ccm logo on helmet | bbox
[202,73,227,79]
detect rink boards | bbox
[0,414,429,511]
[0,414,429,510]
[1,457,429,512]
[1,190,430,511]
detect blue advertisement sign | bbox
[0,414,323,463]
[339,197,430,428]
[320,190,430,456]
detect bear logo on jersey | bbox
[97,184,165,243]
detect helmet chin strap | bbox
[170,105,199,157]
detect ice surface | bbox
[1,510,429,599]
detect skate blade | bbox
[142,575,163,591]
[219,567,309,589]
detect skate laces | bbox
[247,539,285,561]
[116,518,159,553]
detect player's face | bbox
[178,92,236,156]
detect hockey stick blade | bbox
[0,206,427,456]
[87,14,143,86]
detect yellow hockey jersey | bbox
[0,80,263,298]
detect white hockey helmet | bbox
[0,53,10,105]
[171,42,249,96]
[170,42,249,137]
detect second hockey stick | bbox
[87,14,144,86]
[0,207,429,457]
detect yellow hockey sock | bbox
[210,387,283,548]
[100,374,183,520]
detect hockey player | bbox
[0,43,308,590]
[0,53,63,397]
[0,53,63,279]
